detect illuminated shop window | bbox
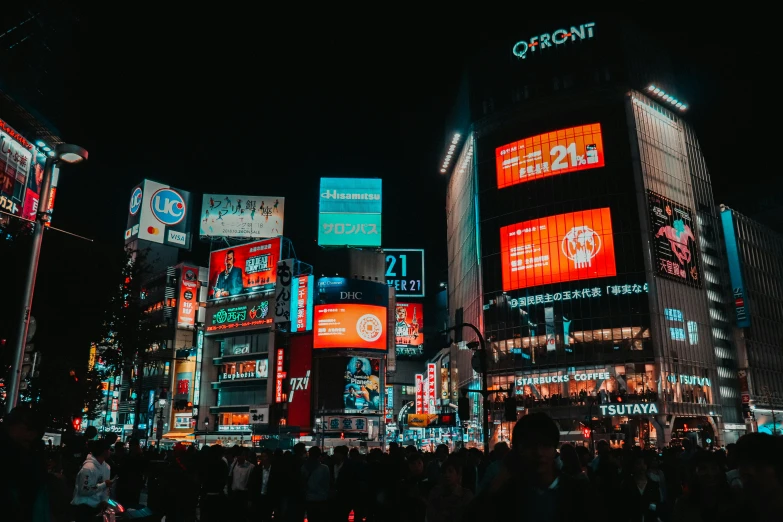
[219,360,268,380]
[220,413,249,426]
[670,328,686,341]
[664,308,683,322]
[687,321,698,345]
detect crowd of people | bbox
[2,404,782,521]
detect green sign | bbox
[318,212,381,247]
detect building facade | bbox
[720,206,783,435]
[443,18,743,448]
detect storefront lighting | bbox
[647,84,687,111]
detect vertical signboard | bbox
[177,265,199,327]
[545,306,555,352]
[415,374,424,414]
[291,275,314,333]
[427,363,437,413]
[318,178,382,247]
[287,334,313,428]
[275,348,285,403]
[274,259,294,324]
[200,194,284,238]
[384,249,425,298]
[395,302,424,356]
[720,208,751,328]
[0,117,33,217]
[648,191,702,288]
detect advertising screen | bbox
[395,302,423,355]
[384,249,425,298]
[204,297,273,335]
[207,237,281,300]
[343,356,381,413]
[177,265,199,327]
[648,191,702,288]
[500,207,617,291]
[287,334,313,428]
[219,359,268,380]
[720,208,750,327]
[124,179,194,249]
[200,194,284,238]
[318,178,382,247]
[318,277,390,307]
[313,304,387,351]
[496,123,605,189]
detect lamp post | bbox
[6,143,88,413]
[157,398,166,443]
[440,322,490,454]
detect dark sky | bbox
[7,8,763,365]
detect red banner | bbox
[415,374,424,414]
[427,363,437,414]
[275,349,285,403]
[287,333,313,428]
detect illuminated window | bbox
[670,328,686,341]
[687,321,698,345]
[664,308,683,322]
[220,413,249,426]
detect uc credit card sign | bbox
[318,178,382,247]
[126,179,193,249]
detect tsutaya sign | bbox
[512,22,596,59]
[667,374,711,387]
[599,403,660,416]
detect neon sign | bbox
[493,281,649,309]
[512,22,596,59]
[598,403,659,416]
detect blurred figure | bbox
[735,433,783,521]
[116,437,145,507]
[71,438,112,522]
[0,406,53,521]
[249,451,281,521]
[426,444,449,483]
[619,452,661,522]
[301,446,330,522]
[476,441,509,494]
[724,442,742,489]
[398,452,432,522]
[673,450,741,522]
[558,444,587,481]
[200,444,228,522]
[425,456,473,522]
[466,412,595,520]
[227,447,254,521]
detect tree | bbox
[32,355,105,432]
[98,246,167,434]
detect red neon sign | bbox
[275,348,285,403]
[415,374,424,414]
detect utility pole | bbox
[440,323,490,454]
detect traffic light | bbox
[458,396,470,421]
[582,426,591,438]
[340,432,345,440]
[72,418,82,431]
[504,398,517,422]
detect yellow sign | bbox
[407,414,438,428]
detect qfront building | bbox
[443,17,743,449]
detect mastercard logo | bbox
[147,226,160,235]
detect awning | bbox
[161,432,195,440]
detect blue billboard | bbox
[318,178,382,247]
[720,208,750,328]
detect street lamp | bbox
[5,143,89,413]
[157,398,167,443]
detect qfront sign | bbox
[599,403,660,416]
[512,22,596,59]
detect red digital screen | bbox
[207,237,281,300]
[496,123,605,189]
[500,207,617,291]
[313,304,387,351]
[287,333,313,429]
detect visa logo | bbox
[168,230,187,245]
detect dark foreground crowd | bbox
[2,406,782,522]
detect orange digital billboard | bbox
[496,123,605,189]
[500,207,617,291]
[314,304,387,351]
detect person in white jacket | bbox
[71,438,113,521]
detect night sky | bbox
[5,9,764,365]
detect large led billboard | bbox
[200,194,284,238]
[176,265,199,327]
[317,277,389,307]
[207,237,281,300]
[313,304,387,351]
[720,208,750,328]
[318,178,382,247]
[648,191,702,288]
[500,207,616,291]
[343,356,381,413]
[395,302,424,355]
[496,123,605,189]
[124,179,194,249]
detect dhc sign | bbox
[599,403,659,416]
[513,22,596,59]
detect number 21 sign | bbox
[384,249,425,298]
[496,123,605,189]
